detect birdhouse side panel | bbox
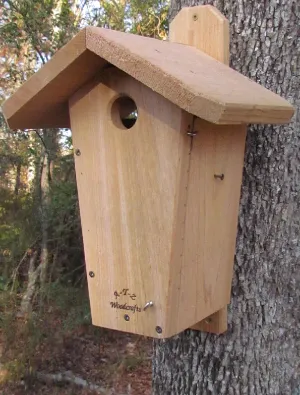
[167,119,247,332]
[69,69,189,338]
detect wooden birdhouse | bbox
[2,6,293,338]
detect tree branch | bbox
[34,129,48,152]
[35,371,107,394]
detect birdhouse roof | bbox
[2,27,294,129]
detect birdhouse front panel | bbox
[69,68,192,338]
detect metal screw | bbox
[124,314,130,322]
[155,326,162,334]
[193,14,198,21]
[89,271,95,278]
[144,301,154,311]
[214,174,224,180]
[187,131,197,137]
[75,149,81,156]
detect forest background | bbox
[0,1,168,393]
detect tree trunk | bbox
[39,150,50,287]
[38,129,58,288]
[19,251,39,316]
[153,1,300,394]
[14,162,21,196]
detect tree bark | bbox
[19,251,39,316]
[39,150,50,287]
[38,129,58,288]
[153,1,300,394]
[14,162,21,196]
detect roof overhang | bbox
[2,27,294,129]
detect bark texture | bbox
[153,1,300,394]
[19,251,39,315]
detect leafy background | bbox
[0,1,168,393]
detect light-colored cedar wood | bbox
[169,5,230,65]
[167,119,247,334]
[3,26,294,130]
[3,30,106,129]
[69,68,192,338]
[190,309,228,335]
[169,5,242,334]
[69,66,246,338]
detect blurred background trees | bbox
[0,0,168,374]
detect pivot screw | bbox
[187,131,197,137]
[124,314,130,322]
[155,326,162,334]
[75,149,81,156]
[89,271,95,278]
[144,301,154,311]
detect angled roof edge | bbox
[2,27,294,129]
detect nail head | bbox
[155,326,162,334]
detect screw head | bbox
[89,271,95,278]
[214,174,225,181]
[75,149,81,156]
[193,13,198,21]
[155,326,162,334]
[124,314,130,322]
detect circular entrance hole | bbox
[111,96,138,129]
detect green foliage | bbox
[121,354,148,372]
[0,285,92,383]
[0,0,80,61]
[0,0,169,381]
[0,277,9,291]
[95,0,169,38]
[0,291,19,354]
[0,188,36,280]
[47,282,91,330]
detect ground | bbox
[0,307,152,395]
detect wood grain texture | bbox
[69,68,191,338]
[3,25,293,129]
[170,4,231,334]
[69,67,246,338]
[169,119,246,333]
[170,5,229,64]
[2,30,105,129]
[190,308,228,334]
